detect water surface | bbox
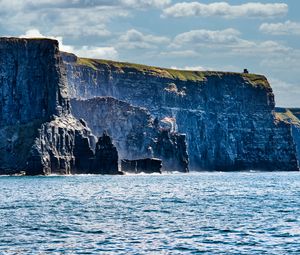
[0,172,300,254]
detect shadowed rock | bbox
[71,97,189,172]
[121,158,162,174]
[92,132,122,175]
[0,38,96,175]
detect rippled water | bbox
[1,172,300,254]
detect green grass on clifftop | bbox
[75,57,270,88]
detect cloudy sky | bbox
[0,0,299,107]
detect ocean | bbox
[0,172,300,254]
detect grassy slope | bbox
[75,57,270,88]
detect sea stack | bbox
[92,132,121,175]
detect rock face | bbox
[27,116,96,175]
[276,108,300,165]
[92,132,120,175]
[71,97,189,172]
[121,158,162,174]
[0,38,96,175]
[63,54,299,171]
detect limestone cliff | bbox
[63,53,299,171]
[71,97,189,172]
[0,38,94,175]
[275,108,300,165]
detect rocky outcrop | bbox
[27,116,96,175]
[92,132,121,175]
[153,130,188,172]
[63,53,299,171]
[276,108,300,165]
[0,38,97,175]
[70,97,189,172]
[121,158,162,174]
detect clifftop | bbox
[0,37,59,48]
[62,52,270,89]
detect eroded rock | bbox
[71,97,189,172]
[92,132,121,175]
[121,158,162,174]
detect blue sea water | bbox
[0,172,300,255]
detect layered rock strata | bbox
[0,38,96,175]
[63,53,299,171]
[276,108,300,165]
[71,97,189,172]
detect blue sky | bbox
[0,0,299,107]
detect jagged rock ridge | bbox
[63,52,299,171]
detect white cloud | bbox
[20,29,44,38]
[19,29,118,60]
[260,20,300,35]
[170,64,241,72]
[160,50,199,58]
[171,65,207,71]
[74,46,118,59]
[1,0,173,40]
[0,4,127,39]
[121,0,171,8]
[0,0,170,40]
[170,28,291,56]
[0,0,169,10]
[260,51,300,72]
[118,29,170,49]
[172,28,242,48]
[162,2,288,19]
[232,40,290,55]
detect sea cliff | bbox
[0,38,95,175]
[63,53,299,171]
[0,38,298,174]
[275,108,300,165]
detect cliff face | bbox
[0,38,70,125]
[71,97,189,172]
[276,108,300,165]
[63,53,299,171]
[0,38,94,175]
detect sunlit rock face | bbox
[0,38,95,175]
[63,53,299,171]
[71,97,189,172]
